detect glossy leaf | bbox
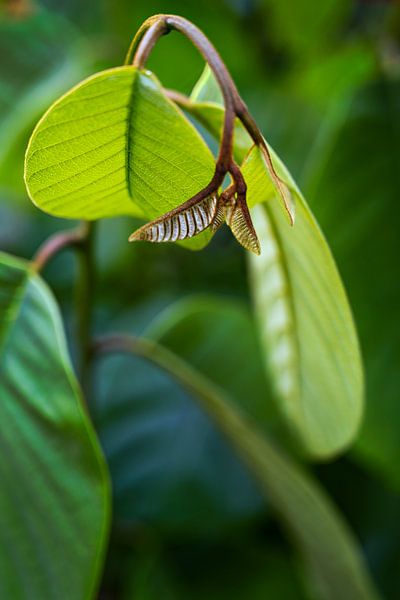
[92,298,271,533]
[25,66,215,248]
[0,252,110,598]
[137,315,379,600]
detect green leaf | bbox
[145,296,277,428]
[187,70,363,458]
[25,66,215,249]
[186,67,290,213]
[0,252,110,598]
[92,298,270,533]
[126,325,379,600]
[304,79,400,489]
[244,146,363,458]
[191,65,224,104]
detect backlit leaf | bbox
[304,79,400,488]
[186,70,363,458]
[0,10,89,195]
[25,66,215,249]
[244,146,363,458]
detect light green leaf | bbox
[188,66,253,164]
[126,328,379,600]
[25,66,215,249]
[244,146,363,458]
[191,65,224,104]
[0,252,110,599]
[186,70,363,458]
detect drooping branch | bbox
[126,14,294,223]
[126,14,236,185]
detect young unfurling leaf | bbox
[129,194,220,242]
[224,196,261,255]
[129,192,261,255]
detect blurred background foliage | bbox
[1,0,399,598]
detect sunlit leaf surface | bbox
[25,66,215,248]
[244,146,363,458]
[0,10,89,194]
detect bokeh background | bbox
[1,0,399,598]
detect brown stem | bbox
[32,223,88,273]
[126,14,236,178]
[32,222,95,388]
[167,88,295,224]
[127,14,294,224]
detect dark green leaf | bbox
[0,252,110,599]
[92,298,269,533]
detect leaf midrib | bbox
[125,68,139,201]
[260,203,302,416]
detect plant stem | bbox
[31,223,87,273]
[92,333,242,425]
[126,14,236,181]
[92,332,380,600]
[126,14,294,223]
[32,221,95,389]
[75,221,95,387]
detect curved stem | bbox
[127,14,294,224]
[32,221,95,387]
[127,14,236,177]
[132,18,169,69]
[92,333,238,425]
[166,88,295,224]
[32,223,87,273]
